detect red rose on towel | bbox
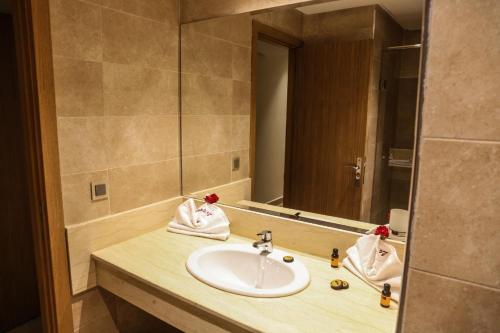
[375,225,390,239]
[204,193,219,204]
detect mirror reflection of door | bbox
[254,35,372,220]
[285,40,372,220]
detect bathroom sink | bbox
[186,244,310,297]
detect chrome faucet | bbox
[253,230,273,254]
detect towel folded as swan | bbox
[167,198,230,240]
[342,234,403,302]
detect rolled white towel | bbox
[168,198,230,240]
[342,234,403,302]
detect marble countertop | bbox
[92,229,398,333]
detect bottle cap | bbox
[330,279,343,290]
[332,248,339,256]
[383,283,391,292]
[283,255,294,263]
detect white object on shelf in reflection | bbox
[388,148,413,168]
[389,209,409,237]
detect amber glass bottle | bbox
[380,283,391,308]
[331,248,339,268]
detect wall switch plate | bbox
[91,181,108,201]
[232,156,240,171]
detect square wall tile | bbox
[181,115,232,156]
[421,0,500,141]
[103,9,178,71]
[105,115,179,168]
[410,139,500,288]
[231,45,251,82]
[57,117,107,175]
[182,153,231,193]
[103,63,178,115]
[181,74,232,115]
[53,56,103,117]
[181,29,232,78]
[61,171,110,225]
[231,115,250,151]
[232,80,251,115]
[402,269,500,333]
[50,0,102,61]
[109,160,180,213]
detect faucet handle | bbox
[257,230,272,241]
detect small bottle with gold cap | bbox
[380,283,391,308]
[331,248,339,268]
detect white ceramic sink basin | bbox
[186,243,310,297]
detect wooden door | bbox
[284,40,372,219]
[10,0,74,331]
[0,13,40,331]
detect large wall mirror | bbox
[180,0,423,240]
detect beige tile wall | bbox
[181,9,302,194]
[49,0,181,331]
[401,0,500,331]
[181,13,251,194]
[50,0,181,226]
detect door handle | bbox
[344,157,363,181]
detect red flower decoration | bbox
[374,225,390,239]
[204,193,219,204]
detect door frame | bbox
[11,0,74,331]
[250,21,302,202]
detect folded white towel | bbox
[342,234,403,302]
[168,198,230,240]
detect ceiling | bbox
[297,0,423,30]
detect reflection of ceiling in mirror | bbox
[297,0,423,30]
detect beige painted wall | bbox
[254,40,289,203]
[401,0,500,331]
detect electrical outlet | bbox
[232,156,240,171]
[91,181,108,201]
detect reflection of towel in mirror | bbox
[168,198,230,240]
[342,234,403,301]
